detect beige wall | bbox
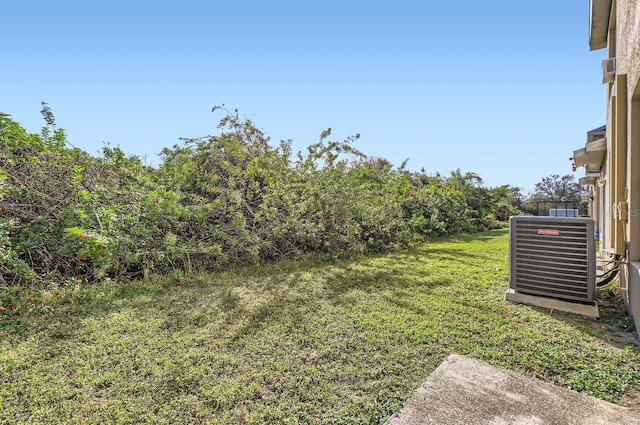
[620,0,640,260]
[617,0,640,96]
[618,0,640,258]
[602,0,640,323]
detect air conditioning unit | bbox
[549,208,578,217]
[602,58,616,84]
[505,216,598,317]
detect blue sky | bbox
[2,0,605,193]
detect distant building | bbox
[575,0,640,328]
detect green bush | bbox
[0,105,516,288]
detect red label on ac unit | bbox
[537,229,560,236]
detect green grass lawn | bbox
[2,229,639,424]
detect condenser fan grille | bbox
[509,217,595,303]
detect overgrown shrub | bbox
[0,105,515,287]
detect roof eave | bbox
[589,0,612,51]
[586,125,606,139]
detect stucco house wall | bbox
[592,0,640,327]
[620,0,640,322]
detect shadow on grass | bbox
[521,285,640,352]
[323,267,454,298]
[390,249,499,266]
[0,229,505,343]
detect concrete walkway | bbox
[385,354,640,425]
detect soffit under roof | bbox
[590,0,613,50]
